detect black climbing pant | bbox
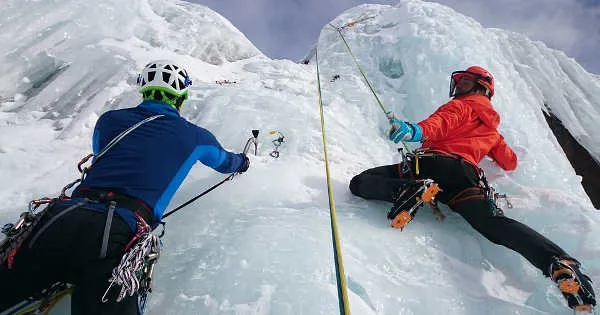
[349,153,570,275]
[0,203,138,314]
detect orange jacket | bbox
[417,94,517,171]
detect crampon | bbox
[549,258,596,313]
[387,179,440,230]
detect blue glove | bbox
[388,116,422,143]
[237,153,250,173]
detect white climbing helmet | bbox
[137,60,192,99]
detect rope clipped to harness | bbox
[102,214,161,307]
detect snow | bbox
[1,0,600,314]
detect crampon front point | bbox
[388,179,440,230]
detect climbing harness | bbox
[400,147,513,217]
[269,130,285,158]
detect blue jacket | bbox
[73,101,245,226]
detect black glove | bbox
[237,153,250,173]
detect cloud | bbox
[189,0,600,73]
[427,0,600,73]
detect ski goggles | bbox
[451,71,492,84]
[450,71,474,97]
[451,71,478,84]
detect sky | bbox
[191,0,600,74]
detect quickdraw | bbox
[102,213,161,313]
[269,130,285,158]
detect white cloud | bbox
[428,0,600,73]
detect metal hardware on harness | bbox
[489,186,513,216]
[1,198,56,268]
[478,169,512,216]
[138,250,160,313]
[102,220,161,304]
[397,148,411,177]
[497,193,513,209]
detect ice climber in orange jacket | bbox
[349,66,596,311]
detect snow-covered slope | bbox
[0,0,262,123]
[1,0,600,314]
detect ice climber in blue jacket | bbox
[0,60,250,315]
